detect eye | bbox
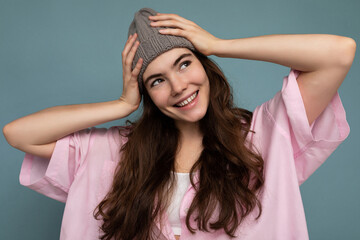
[180,60,191,70]
[150,78,163,87]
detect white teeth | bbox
[175,91,198,107]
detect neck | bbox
[175,120,202,140]
[174,120,204,173]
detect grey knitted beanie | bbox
[128,8,196,94]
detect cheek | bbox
[149,91,169,107]
[189,66,208,84]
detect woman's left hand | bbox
[149,13,221,56]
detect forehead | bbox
[143,48,194,80]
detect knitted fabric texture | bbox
[128,8,195,94]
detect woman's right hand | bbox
[119,33,143,112]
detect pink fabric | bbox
[19,69,350,239]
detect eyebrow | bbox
[144,53,192,86]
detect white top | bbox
[167,172,191,235]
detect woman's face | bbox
[143,48,210,125]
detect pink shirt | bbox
[19,69,350,239]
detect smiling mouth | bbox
[174,91,199,107]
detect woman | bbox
[3,7,355,240]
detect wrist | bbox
[211,39,234,58]
[211,38,226,57]
[118,97,139,114]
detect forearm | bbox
[3,99,136,147]
[212,34,353,71]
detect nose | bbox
[170,75,188,96]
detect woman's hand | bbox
[119,33,143,112]
[149,13,221,56]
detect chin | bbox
[173,110,207,124]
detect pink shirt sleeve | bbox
[264,69,350,185]
[19,128,94,203]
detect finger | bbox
[125,34,133,45]
[124,33,136,49]
[124,40,140,71]
[122,43,139,73]
[122,34,138,64]
[122,34,137,59]
[149,13,196,26]
[150,19,188,30]
[149,13,187,22]
[123,58,142,97]
[131,58,143,78]
[158,28,188,38]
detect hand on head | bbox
[149,12,220,56]
[119,33,143,111]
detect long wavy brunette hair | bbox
[93,50,265,239]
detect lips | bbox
[174,91,199,107]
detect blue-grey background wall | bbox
[1,0,359,239]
